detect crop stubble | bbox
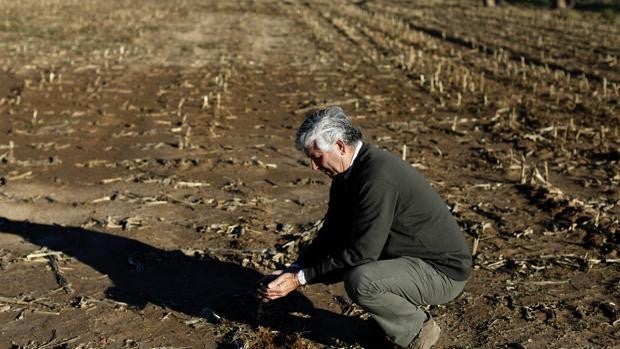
[0,0,618,348]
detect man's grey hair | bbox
[295,106,363,152]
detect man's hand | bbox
[257,272,301,302]
[257,269,284,287]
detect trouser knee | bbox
[344,265,375,302]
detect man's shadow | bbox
[0,217,383,348]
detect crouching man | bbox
[257,106,472,349]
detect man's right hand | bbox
[257,272,301,302]
[256,266,301,302]
[257,269,283,288]
[257,269,285,302]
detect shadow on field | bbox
[0,217,384,348]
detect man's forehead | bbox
[304,142,322,156]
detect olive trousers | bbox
[343,257,467,348]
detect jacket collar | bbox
[341,142,369,181]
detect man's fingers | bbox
[267,273,291,288]
[265,287,288,299]
[265,291,284,300]
[263,286,281,297]
[256,271,296,302]
[259,272,300,301]
[266,276,281,289]
[257,270,285,286]
[264,284,286,298]
[257,275,275,286]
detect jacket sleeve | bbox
[302,179,398,282]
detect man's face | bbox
[305,141,346,178]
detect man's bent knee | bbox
[344,264,376,301]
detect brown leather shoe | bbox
[408,313,441,349]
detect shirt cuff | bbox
[296,270,307,285]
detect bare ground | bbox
[0,0,618,348]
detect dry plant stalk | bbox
[47,255,73,294]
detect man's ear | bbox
[335,139,346,155]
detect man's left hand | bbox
[257,272,301,301]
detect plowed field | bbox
[0,1,618,348]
